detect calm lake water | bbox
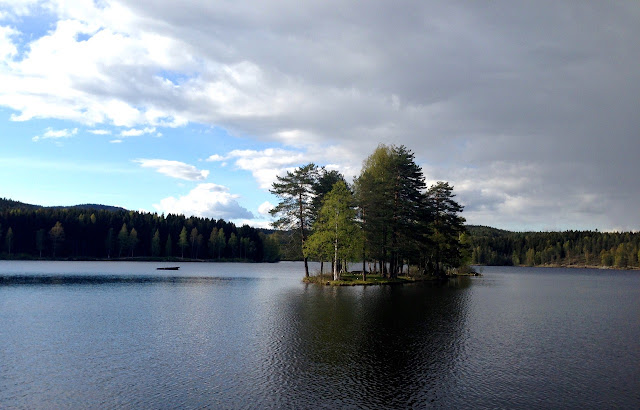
[1,261,638,408]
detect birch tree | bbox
[305,181,362,280]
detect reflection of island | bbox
[254,279,472,407]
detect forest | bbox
[269,144,467,280]
[0,199,280,262]
[468,225,640,269]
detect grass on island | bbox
[303,266,480,286]
[303,272,442,286]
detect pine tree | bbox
[426,182,466,275]
[270,163,318,276]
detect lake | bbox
[1,261,638,408]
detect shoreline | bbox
[303,272,461,286]
[475,263,640,271]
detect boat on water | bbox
[157,266,180,270]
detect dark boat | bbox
[157,266,180,270]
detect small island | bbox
[269,144,469,282]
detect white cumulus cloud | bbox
[120,127,156,137]
[205,154,226,162]
[258,201,274,216]
[88,129,111,135]
[134,159,210,181]
[153,183,254,220]
[32,127,78,142]
[222,148,307,189]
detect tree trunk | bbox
[362,258,366,281]
[333,236,339,281]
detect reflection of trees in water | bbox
[257,279,471,408]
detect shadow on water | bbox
[256,278,472,408]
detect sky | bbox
[1,1,639,232]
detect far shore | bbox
[476,263,640,271]
[0,255,268,263]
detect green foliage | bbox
[353,144,464,277]
[129,227,139,257]
[178,226,188,258]
[0,199,275,262]
[228,232,238,258]
[260,232,280,262]
[151,229,161,257]
[304,181,362,280]
[189,227,199,258]
[467,225,640,269]
[118,223,129,257]
[35,228,45,257]
[5,227,13,255]
[48,221,65,258]
[165,234,173,257]
[270,163,318,276]
[425,181,466,275]
[269,144,467,278]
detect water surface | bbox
[1,262,638,408]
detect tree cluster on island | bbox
[269,144,467,281]
[0,200,280,262]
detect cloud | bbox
[153,183,254,220]
[134,158,209,181]
[211,145,362,191]
[32,127,78,142]
[257,201,274,216]
[120,127,156,137]
[205,154,226,162]
[88,129,111,135]
[0,25,18,60]
[222,148,308,190]
[1,1,640,230]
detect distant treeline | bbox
[467,226,640,269]
[0,198,280,262]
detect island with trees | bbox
[269,144,468,285]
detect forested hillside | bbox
[0,198,279,262]
[467,225,640,269]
